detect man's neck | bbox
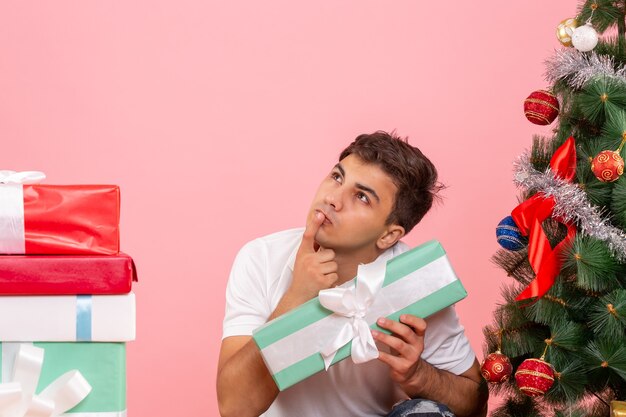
[333,247,387,286]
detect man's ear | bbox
[377,224,405,250]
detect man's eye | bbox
[357,192,369,204]
[331,172,342,183]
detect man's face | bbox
[307,154,399,254]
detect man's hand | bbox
[372,314,426,388]
[287,212,338,304]
[373,314,488,417]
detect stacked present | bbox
[0,171,136,417]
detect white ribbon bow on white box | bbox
[0,171,46,254]
[0,344,91,417]
[318,258,388,370]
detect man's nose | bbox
[324,187,343,210]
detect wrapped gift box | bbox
[253,240,467,391]
[0,293,135,341]
[0,253,137,295]
[0,342,127,416]
[613,401,626,417]
[0,184,120,255]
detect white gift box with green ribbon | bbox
[0,342,127,416]
[252,240,468,391]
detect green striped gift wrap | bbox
[253,239,467,391]
[0,342,127,416]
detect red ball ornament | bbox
[515,358,555,396]
[591,150,624,182]
[524,90,560,125]
[481,351,513,383]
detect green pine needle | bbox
[580,177,613,208]
[588,289,626,340]
[526,282,574,326]
[578,0,622,33]
[563,235,620,292]
[602,109,626,143]
[545,358,588,404]
[491,287,550,358]
[594,36,626,64]
[569,285,603,320]
[611,176,626,228]
[584,339,626,382]
[548,320,587,352]
[578,77,626,125]
[530,135,558,172]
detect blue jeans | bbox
[385,399,455,417]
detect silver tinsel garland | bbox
[514,152,626,262]
[544,48,626,89]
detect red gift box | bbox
[0,253,137,295]
[16,185,119,255]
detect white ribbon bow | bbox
[0,344,92,417]
[0,171,46,185]
[318,258,388,370]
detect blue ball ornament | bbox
[496,216,526,251]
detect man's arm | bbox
[373,315,488,417]
[217,336,278,417]
[217,282,332,417]
[400,358,487,417]
[217,213,337,417]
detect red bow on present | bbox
[511,137,577,301]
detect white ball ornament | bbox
[571,23,598,52]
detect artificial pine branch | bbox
[578,76,626,124]
[579,0,621,33]
[588,289,626,339]
[602,108,626,143]
[491,249,534,286]
[545,319,587,352]
[584,339,626,387]
[610,176,626,228]
[545,358,588,404]
[563,234,620,292]
[530,135,558,172]
[526,282,576,325]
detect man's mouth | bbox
[317,209,333,225]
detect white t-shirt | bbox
[222,228,475,417]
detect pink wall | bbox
[1,1,575,414]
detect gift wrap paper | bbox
[0,342,126,416]
[253,240,467,391]
[0,184,120,255]
[0,253,137,295]
[0,293,135,341]
[612,401,626,417]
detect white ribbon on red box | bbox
[0,344,91,417]
[0,171,46,254]
[0,171,46,185]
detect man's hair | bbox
[339,131,443,234]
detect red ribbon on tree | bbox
[511,137,577,301]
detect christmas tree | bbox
[483,2,626,416]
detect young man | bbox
[217,131,488,417]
